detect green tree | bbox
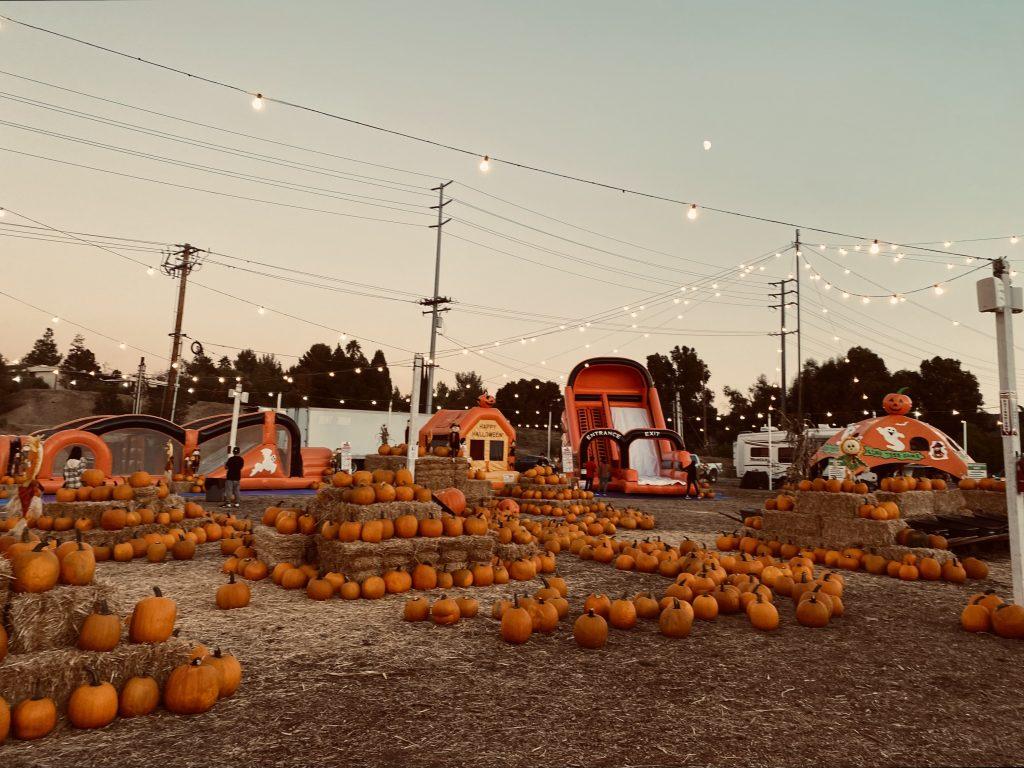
[494,378,562,430]
[435,371,485,411]
[93,385,131,416]
[646,346,715,449]
[61,335,100,389]
[22,327,62,368]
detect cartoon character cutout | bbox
[876,425,907,452]
[249,447,279,477]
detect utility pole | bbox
[421,181,453,416]
[794,229,803,432]
[160,243,203,420]
[977,257,1024,601]
[768,278,797,419]
[132,357,146,415]
[227,383,249,451]
[546,408,553,460]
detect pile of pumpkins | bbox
[960,590,1024,638]
[402,594,479,624]
[880,476,950,492]
[519,465,570,486]
[170,471,207,495]
[2,529,97,592]
[716,530,988,583]
[0,587,241,741]
[259,554,551,600]
[328,468,434,505]
[54,470,167,504]
[958,477,1007,492]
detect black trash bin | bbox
[205,477,225,502]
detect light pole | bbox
[961,419,968,453]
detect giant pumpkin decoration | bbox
[882,387,912,416]
[477,393,496,408]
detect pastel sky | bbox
[1,1,1020,413]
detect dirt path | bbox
[4,490,1023,768]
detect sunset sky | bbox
[1,1,1020,411]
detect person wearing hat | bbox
[223,446,244,508]
[448,423,461,460]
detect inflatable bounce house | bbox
[812,389,973,480]
[418,394,515,481]
[0,410,332,493]
[563,357,693,495]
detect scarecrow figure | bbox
[837,434,868,479]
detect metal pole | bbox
[767,409,773,491]
[228,384,245,451]
[406,354,424,482]
[962,420,968,453]
[795,229,803,432]
[992,257,1024,602]
[425,182,452,415]
[169,375,181,423]
[546,409,553,459]
[276,392,282,410]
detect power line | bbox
[0,15,993,262]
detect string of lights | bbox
[0,13,993,262]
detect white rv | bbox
[732,425,838,486]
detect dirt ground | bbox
[4,484,1023,768]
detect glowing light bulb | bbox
[934,284,945,295]
[146,267,155,276]
[257,306,266,315]
[251,93,264,111]
[861,296,870,304]
[687,204,698,220]
[869,240,880,255]
[1012,236,1019,245]
[479,155,490,172]
[51,316,59,324]
[943,241,952,248]
[0,208,5,218]
[702,139,712,151]
[119,342,126,350]
[889,295,898,305]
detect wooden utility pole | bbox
[768,277,796,418]
[160,244,202,420]
[794,229,803,432]
[422,181,452,415]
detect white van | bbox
[732,425,838,486]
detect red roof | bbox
[419,407,515,442]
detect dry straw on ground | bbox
[6,582,122,654]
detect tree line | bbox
[0,328,1008,469]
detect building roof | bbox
[419,406,516,442]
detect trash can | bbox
[205,478,225,502]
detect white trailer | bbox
[271,407,427,460]
[733,425,838,485]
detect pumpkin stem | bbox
[87,668,102,687]
[228,572,236,584]
[152,586,163,598]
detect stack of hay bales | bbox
[413,456,471,490]
[252,523,316,568]
[0,578,190,720]
[748,490,951,563]
[316,535,497,583]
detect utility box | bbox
[977,277,1024,313]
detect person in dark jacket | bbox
[223,447,244,508]
[448,424,461,459]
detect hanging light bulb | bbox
[119,342,127,350]
[251,93,264,111]
[702,139,712,151]
[934,283,945,295]
[479,155,490,172]
[146,267,155,276]
[51,316,60,324]
[869,240,880,255]
[1012,235,1019,245]
[257,306,266,315]
[687,204,699,220]
[943,241,952,248]
[889,294,898,304]
[0,208,5,218]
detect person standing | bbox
[62,446,84,490]
[223,446,244,508]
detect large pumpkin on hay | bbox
[81,469,105,488]
[128,471,152,488]
[433,487,466,515]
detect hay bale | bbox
[314,535,495,578]
[44,518,209,547]
[961,490,1007,517]
[875,544,954,563]
[0,637,190,712]
[761,509,821,540]
[931,489,966,514]
[818,517,905,549]
[6,582,123,654]
[170,481,193,495]
[312,497,437,524]
[496,542,540,562]
[794,491,870,519]
[874,491,937,520]
[0,555,10,600]
[253,525,314,568]
[364,455,408,472]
